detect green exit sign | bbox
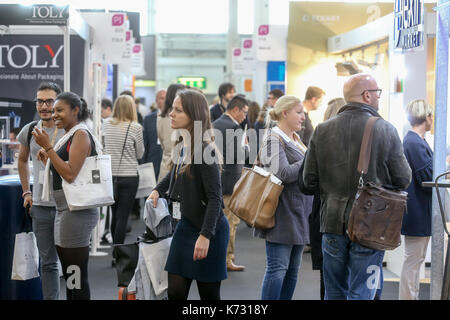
[177,77,207,90]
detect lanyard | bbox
[175,147,184,180]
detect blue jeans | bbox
[31,205,60,300]
[322,233,385,300]
[261,241,304,300]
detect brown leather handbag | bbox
[227,134,284,229]
[347,117,408,251]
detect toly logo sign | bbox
[0,44,63,69]
[31,5,68,19]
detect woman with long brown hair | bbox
[148,89,228,300]
[157,83,187,182]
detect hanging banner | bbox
[0,4,69,26]
[0,35,85,126]
[255,25,288,62]
[81,12,129,65]
[394,0,424,52]
[231,47,244,75]
[241,38,256,74]
[130,43,145,76]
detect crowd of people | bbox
[16,73,438,301]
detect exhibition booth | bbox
[286,1,449,299]
[0,4,146,299]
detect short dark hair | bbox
[55,92,89,122]
[269,89,284,99]
[120,90,134,98]
[226,94,248,111]
[37,82,62,95]
[305,86,325,100]
[218,82,235,99]
[101,98,113,110]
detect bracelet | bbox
[22,191,32,198]
[45,146,53,152]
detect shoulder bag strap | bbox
[253,132,286,168]
[118,122,132,171]
[357,117,380,183]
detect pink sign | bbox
[112,14,124,26]
[243,39,252,49]
[233,48,241,56]
[126,31,131,41]
[133,45,141,54]
[258,25,269,36]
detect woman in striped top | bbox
[103,95,144,250]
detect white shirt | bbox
[272,126,307,154]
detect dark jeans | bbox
[111,176,139,245]
[322,233,385,300]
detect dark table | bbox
[0,174,43,300]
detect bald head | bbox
[156,89,166,110]
[343,74,380,110]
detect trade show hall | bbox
[0,0,449,304]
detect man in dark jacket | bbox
[210,82,235,123]
[213,94,249,271]
[142,89,166,180]
[303,73,411,300]
[299,86,325,146]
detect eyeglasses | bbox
[35,99,55,107]
[361,89,382,97]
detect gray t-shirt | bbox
[17,121,65,206]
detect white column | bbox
[253,0,270,105]
[226,0,240,86]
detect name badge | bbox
[172,201,181,220]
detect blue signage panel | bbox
[394,0,425,51]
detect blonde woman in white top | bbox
[103,95,144,249]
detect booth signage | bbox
[0,35,85,102]
[394,0,424,51]
[255,25,288,62]
[0,4,69,26]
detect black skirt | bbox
[165,215,229,282]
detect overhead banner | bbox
[81,12,129,65]
[130,43,145,76]
[394,0,424,52]
[255,25,288,61]
[0,4,69,26]
[0,35,85,125]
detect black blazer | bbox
[154,145,224,239]
[210,103,225,123]
[212,114,248,195]
[142,111,163,179]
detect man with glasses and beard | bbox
[17,82,65,300]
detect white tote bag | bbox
[62,154,115,211]
[135,162,157,199]
[11,232,40,281]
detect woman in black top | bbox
[33,92,98,300]
[148,89,229,300]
